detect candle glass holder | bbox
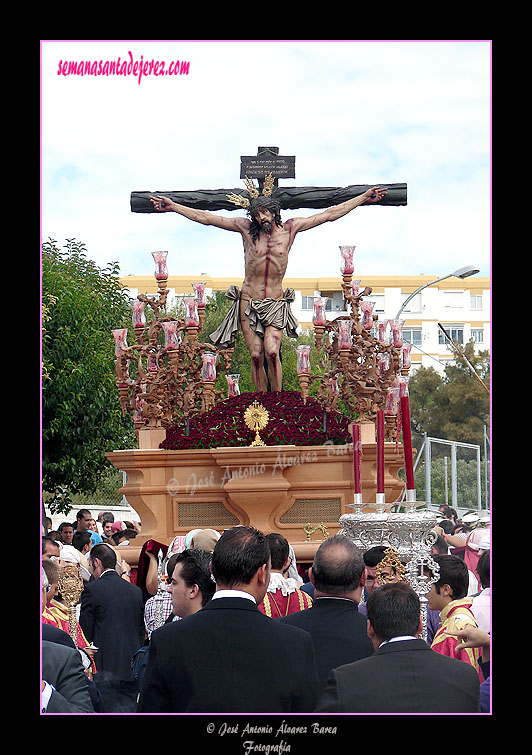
[132,301,146,329]
[339,245,355,275]
[391,319,404,347]
[312,297,328,326]
[401,342,413,370]
[201,351,218,382]
[377,319,391,345]
[192,282,207,306]
[152,251,168,281]
[385,386,400,416]
[351,279,361,297]
[337,320,353,350]
[161,320,181,350]
[226,373,241,398]
[184,298,200,328]
[359,300,376,330]
[295,344,311,375]
[112,328,128,357]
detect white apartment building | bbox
[120,273,490,376]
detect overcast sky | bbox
[41,40,491,283]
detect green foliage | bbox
[408,342,490,452]
[42,239,136,513]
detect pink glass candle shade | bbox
[161,320,181,350]
[295,345,311,375]
[351,280,361,297]
[201,352,218,382]
[312,297,328,326]
[226,373,241,398]
[152,251,168,281]
[391,319,404,347]
[132,300,146,328]
[398,376,410,397]
[401,342,412,369]
[339,245,355,275]
[147,352,158,372]
[112,328,128,357]
[377,319,391,345]
[359,300,376,330]
[192,282,207,306]
[377,352,390,376]
[184,298,199,328]
[337,320,353,350]
[385,386,400,416]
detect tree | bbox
[408,342,490,452]
[42,239,135,513]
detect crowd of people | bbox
[41,505,491,715]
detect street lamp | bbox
[395,264,480,319]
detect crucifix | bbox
[130,147,407,392]
[130,146,407,213]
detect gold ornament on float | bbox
[244,400,269,447]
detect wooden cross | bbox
[130,146,407,213]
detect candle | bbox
[391,319,404,347]
[112,328,128,357]
[132,301,146,328]
[161,320,180,350]
[360,300,376,330]
[400,394,416,495]
[339,245,355,275]
[337,320,352,349]
[352,423,362,495]
[295,345,311,374]
[152,251,168,281]
[201,352,217,382]
[376,410,385,498]
[401,342,412,370]
[192,281,207,306]
[385,386,400,416]
[184,298,199,328]
[312,297,328,326]
[226,373,240,398]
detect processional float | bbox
[111,245,439,637]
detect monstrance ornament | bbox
[244,400,270,447]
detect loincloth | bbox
[209,285,299,349]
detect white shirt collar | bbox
[211,589,256,604]
[379,636,418,648]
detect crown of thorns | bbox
[226,172,275,209]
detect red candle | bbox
[352,424,362,494]
[400,395,415,491]
[376,410,385,494]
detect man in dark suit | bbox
[315,581,481,713]
[137,526,320,713]
[79,543,145,712]
[42,640,95,713]
[278,534,373,691]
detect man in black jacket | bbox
[79,543,145,713]
[137,526,320,713]
[279,534,373,691]
[315,582,481,713]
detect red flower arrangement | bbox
[161,391,352,450]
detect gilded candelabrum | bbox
[298,253,411,441]
[113,252,234,434]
